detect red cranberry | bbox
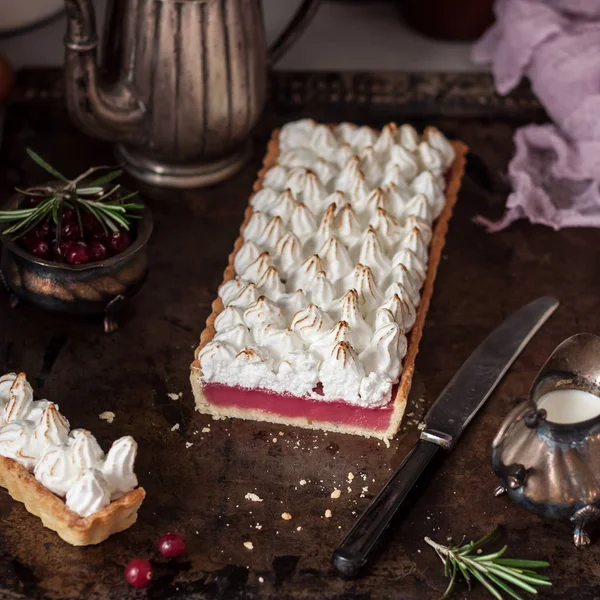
[22,196,41,208]
[28,239,50,259]
[82,213,105,240]
[54,241,74,261]
[62,207,75,223]
[124,558,152,588]
[62,222,81,241]
[108,230,131,254]
[65,242,90,265]
[158,532,186,558]
[88,240,109,262]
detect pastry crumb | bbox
[99,411,115,423]
[258,577,264,583]
[330,489,341,499]
[168,392,182,400]
[272,437,277,443]
[201,426,211,433]
[296,526,302,532]
[347,472,354,482]
[281,512,292,521]
[255,524,263,530]
[243,541,254,550]
[299,479,307,486]
[171,423,180,431]
[185,442,193,448]
[245,493,263,503]
[325,509,332,518]
[278,431,284,436]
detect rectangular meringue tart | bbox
[191,119,468,440]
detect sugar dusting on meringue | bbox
[201,120,455,408]
[0,373,139,517]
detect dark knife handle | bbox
[333,439,441,577]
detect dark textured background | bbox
[0,70,597,599]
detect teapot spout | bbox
[64,0,144,143]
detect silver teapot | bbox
[492,333,600,547]
[63,0,320,188]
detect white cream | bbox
[201,119,454,407]
[537,389,600,424]
[0,373,139,517]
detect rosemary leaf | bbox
[86,169,123,188]
[26,148,69,182]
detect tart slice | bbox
[191,120,468,440]
[0,372,145,545]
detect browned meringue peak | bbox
[381,163,410,191]
[33,403,69,447]
[380,292,417,332]
[336,156,362,194]
[404,193,433,226]
[250,187,278,212]
[411,171,445,218]
[309,124,338,160]
[285,167,312,196]
[424,126,456,169]
[290,201,318,240]
[385,181,412,219]
[234,240,260,274]
[244,296,286,331]
[291,304,333,344]
[336,289,374,352]
[319,342,365,398]
[256,216,285,252]
[369,208,403,248]
[260,327,304,362]
[308,271,337,305]
[243,210,269,243]
[393,247,427,287]
[312,158,337,188]
[364,188,387,215]
[318,235,354,282]
[417,141,444,177]
[214,323,253,348]
[350,264,384,315]
[5,373,33,423]
[397,123,420,152]
[256,266,285,300]
[352,126,378,150]
[374,307,396,329]
[242,251,272,283]
[214,305,245,332]
[373,124,396,156]
[269,189,297,223]
[279,147,317,169]
[262,164,288,191]
[275,232,303,280]
[390,143,420,182]
[277,289,309,321]
[218,277,246,305]
[402,226,429,264]
[359,322,407,382]
[335,143,354,169]
[199,340,236,368]
[358,227,392,282]
[298,171,327,215]
[348,173,371,215]
[288,254,325,291]
[315,203,338,247]
[335,203,362,246]
[228,282,259,309]
[360,146,383,186]
[385,264,420,307]
[323,190,347,211]
[310,321,352,359]
[335,122,358,144]
[404,214,432,245]
[71,430,105,471]
[235,347,270,364]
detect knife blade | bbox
[333,296,559,578]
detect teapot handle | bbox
[268,0,321,65]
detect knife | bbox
[333,296,559,577]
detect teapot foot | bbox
[571,505,600,547]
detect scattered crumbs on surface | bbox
[281,512,292,521]
[258,577,264,584]
[202,427,211,433]
[243,541,254,550]
[325,509,332,518]
[383,438,391,448]
[347,472,354,482]
[168,392,182,400]
[196,531,199,535]
[330,489,341,499]
[255,524,263,530]
[299,479,307,486]
[99,411,115,423]
[278,431,284,436]
[272,437,278,443]
[406,412,414,417]
[296,526,302,532]
[193,430,199,435]
[417,421,426,430]
[185,442,193,449]
[171,423,180,431]
[347,487,352,493]
[245,493,263,503]
[361,473,367,481]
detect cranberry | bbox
[62,207,75,223]
[108,230,131,254]
[53,241,74,261]
[28,239,50,259]
[22,196,41,208]
[88,240,109,262]
[82,213,105,240]
[62,222,81,241]
[65,243,90,265]
[124,558,152,588]
[158,532,186,558]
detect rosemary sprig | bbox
[425,528,551,600]
[0,148,143,240]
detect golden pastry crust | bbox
[0,455,145,546]
[191,125,468,440]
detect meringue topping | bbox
[244,296,286,331]
[243,210,269,242]
[234,240,260,274]
[270,189,297,223]
[319,236,354,282]
[290,202,318,240]
[66,468,111,517]
[214,305,246,332]
[291,304,333,344]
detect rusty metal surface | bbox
[0,70,596,599]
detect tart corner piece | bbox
[191,123,468,441]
